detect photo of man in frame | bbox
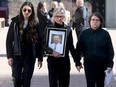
[49,34,64,54]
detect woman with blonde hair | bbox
[42,7,77,87]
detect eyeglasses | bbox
[23,9,32,13]
[55,16,64,19]
[91,19,100,22]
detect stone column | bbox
[106,0,116,28]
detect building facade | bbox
[0,0,116,28]
[106,0,116,28]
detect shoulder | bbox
[9,15,19,28]
[47,22,54,27]
[11,15,19,23]
[79,28,90,36]
[64,24,71,29]
[100,28,110,36]
[82,28,90,33]
[63,24,72,32]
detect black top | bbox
[75,28,114,67]
[74,6,88,30]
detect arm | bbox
[75,32,84,72]
[68,28,83,72]
[75,33,83,65]
[35,23,44,69]
[106,32,114,72]
[68,29,77,61]
[6,22,14,66]
[35,42,43,69]
[6,22,14,59]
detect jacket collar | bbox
[11,15,19,23]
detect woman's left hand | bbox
[107,67,112,73]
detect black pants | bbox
[47,57,70,87]
[12,44,36,87]
[84,60,107,87]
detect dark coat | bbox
[74,6,88,31]
[75,28,114,68]
[6,16,43,61]
[37,10,50,33]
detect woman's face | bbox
[54,12,64,25]
[22,5,32,19]
[90,16,101,30]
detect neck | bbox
[24,17,29,20]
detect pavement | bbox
[0,27,116,87]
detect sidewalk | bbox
[0,27,116,87]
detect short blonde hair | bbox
[51,8,66,23]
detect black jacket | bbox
[74,6,88,30]
[37,10,50,33]
[76,28,114,68]
[6,16,43,61]
[42,22,77,62]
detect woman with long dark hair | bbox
[6,2,43,87]
[37,1,50,34]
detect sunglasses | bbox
[55,16,64,19]
[23,9,32,13]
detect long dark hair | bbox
[37,1,45,11]
[37,1,45,19]
[19,1,38,43]
[19,1,35,21]
[88,12,104,28]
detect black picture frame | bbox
[46,27,67,57]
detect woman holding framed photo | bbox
[42,8,77,87]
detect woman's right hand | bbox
[52,51,62,58]
[8,58,13,66]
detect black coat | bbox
[37,10,50,33]
[74,6,88,31]
[6,16,43,61]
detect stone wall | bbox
[8,0,91,18]
[7,0,92,24]
[1,0,115,28]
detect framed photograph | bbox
[46,27,67,57]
